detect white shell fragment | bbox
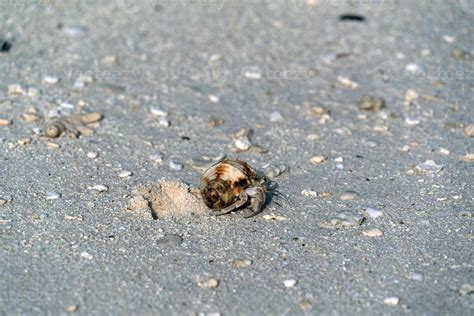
[416,160,443,175]
[90,185,108,192]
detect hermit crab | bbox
[200,158,271,218]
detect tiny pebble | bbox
[65,304,79,313]
[406,63,422,74]
[416,160,443,174]
[262,213,288,221]
[17,137,31,145]
[358,95,386,112]
[410,271,424,281]
[383,297,400,306]
[405,117,421,126]
[334,157,344,163]
[91,185,108,192]
[150,153,164,163]
[118,170,133,178]
[234,138,252,151]
[364,207,384,219]
[208,94,220,103]
[270,111,284,123]
[283,279,298,288]
[47,142,60,149]
[43,75,59,84]
[0,118,12,126]
[301,189,317,197]
[337,76,358,89]
[0,199,7,206]
[442,35,456,43]
[64,215,83,221]
[87,151,99,159]
[306,134,319,141]
[232,258,252,268]
[198,277,219,289]
[439,148,450,156]
[263,164,289,180]
[169,160,184,170]
[404,89,419,105]
[150,107,168,117]
[362,229,384,237]
[61,25,87,37]
[340,191,359,201]
[46,192,61,200]
[309,156,326,164]
[244,67,262,79]
[463,153,474,161]
[80,251,93,260]
[159,118,170,127]
[464,124,474,137]
[459,283,474,296]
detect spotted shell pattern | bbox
[200,159,259,210]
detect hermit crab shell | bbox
[200,159,258,210]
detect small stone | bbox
[263,164,289,180]
[323,211,364,228]
[60,102,74,109]
[406,63,422,74]
[101,55,117,65]
[463,153,474,161]
[262,213,288,221]
[319,192,332,198]
[43,75,59,84]
[156,234,183,248]
[358,95,386,112]
[198,277,219,289]
[439,148,450,156]
[309,156,326,164]
[150,107,168,117]
[47,142,60,149]
[306,134,319,141]
[339,191,359,201]
[169,160,184,170]
[337,76,358,89]
[80,251,93,260]
[208,94,220,103]
[244,67,262,79]
[87,151,99,159]
[410,271,424,281]
[150,153,163,164]
[373,125,389,133]
[301,189,317,197]
[459,283,474,296]
[64,215,83,221]
[17,137,32,145]
[234,138,252,151]
[404,89,419,106]
[8,84,27,96]
[0,199,7,206]
[91,185,108,192]
[416,160,443,175]
[232,258,252,268]
[207,118,225,128]
[46,192,61,200]
[159,118,170,127]
[270,111,284,123]
[383,297,400,306]
[0,118,12,126]
[362,229,384,237]
[364,207,383,219]
[405,117,421,126]
[334,157,344,163]
[118,170,133,178]
[452,48,473,61]
[65,304,79,313]
[464,124,474,137]
[61,25,87,37]
[283,279,298,288]
[442,35,456,43]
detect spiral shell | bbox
[200,159,258,210]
